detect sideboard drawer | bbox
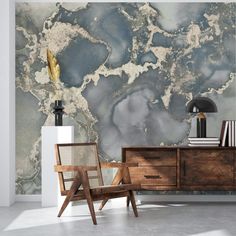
[126,150,176,166]
[129,167,176,186]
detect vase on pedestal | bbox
[53,100,64,126]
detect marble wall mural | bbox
[16,2,236,194]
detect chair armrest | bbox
[54,165,97,172]
[55,165,92,190]
[100,162,138,169]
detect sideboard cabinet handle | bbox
[144,175,162,179]
[144,156,160,159]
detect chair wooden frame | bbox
[54,143,140,225]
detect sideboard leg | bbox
[126,196,130,207]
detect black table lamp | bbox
[186,97,217,138]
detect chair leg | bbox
[126,196,130,207]
[84,190,97,225]
[129,191,138,217]
[58,196,70,217]
[99,199,108,210]
[58,173,82,217]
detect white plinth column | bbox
[41,126,74,207]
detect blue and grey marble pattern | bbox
[16,3,236,194]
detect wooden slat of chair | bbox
[90,184,139,195]
[64,175,99,182]
[63,191,129,202]
[64,178,75,182]
[54,165,97,172]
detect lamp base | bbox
[197,113,206,138]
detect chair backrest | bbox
[55,143,104,193]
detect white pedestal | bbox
[41,126,74,207]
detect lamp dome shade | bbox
[186,97,217,113]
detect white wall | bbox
[0,0,15,206]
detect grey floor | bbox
[0,199,236,236]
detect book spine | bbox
[232,121,235,147]
[189,141,220,144]
[222,121,229,147]
[229,121,232,147]
[188,138,219,141]
[235,121,236,147]
[188,144,219,147]
[220,120,226,146]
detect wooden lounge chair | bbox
[54,143,139,225]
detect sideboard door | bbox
[180,149,234,188]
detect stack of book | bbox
[188,137,220,147]
[220,120,236,147]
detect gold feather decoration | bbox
[47,49,60,82]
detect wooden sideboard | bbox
[122,147,236,191]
